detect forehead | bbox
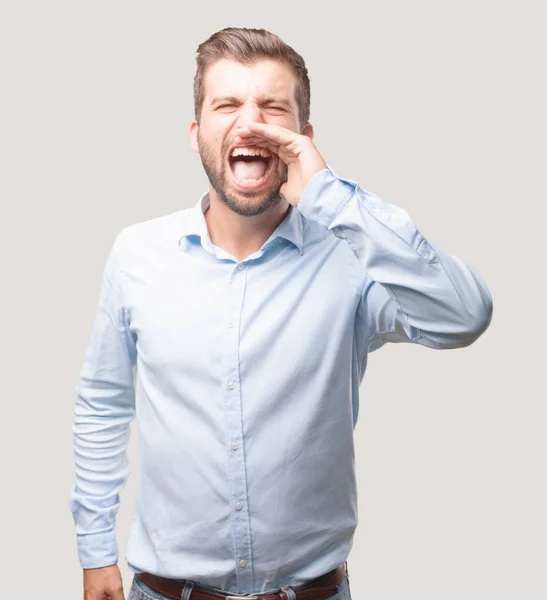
[203,58,297,104]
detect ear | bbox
[189,120,200,153]
[301,122,314,141]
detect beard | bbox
[197,130,288,217]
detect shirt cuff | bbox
[296,165,358,227]
[77,530,118,569]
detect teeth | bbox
[234,171,269,185]
[230,147,271,159]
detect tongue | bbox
[232,158,268,181]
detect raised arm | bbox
[296,167,493,354]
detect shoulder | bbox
[112,208,191,264]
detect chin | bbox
[220,184,283,217]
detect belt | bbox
[137,562,347,600]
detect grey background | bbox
[1,1,545,599]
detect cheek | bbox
[276,114,298,128]
[200,121,230,147]
[203,137,225,163]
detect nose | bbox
[235,101,264,131]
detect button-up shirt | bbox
[70,166,493,595]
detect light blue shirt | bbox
[70,166,493,594]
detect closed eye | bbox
[217,104,286,112]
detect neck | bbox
[204,188,291,262]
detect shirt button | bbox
[231,441,238,450]
[239,559,247,567]
[237,263,244,271]
[228,319,235,328]
[235,502,243,510]
[227,381,235,390]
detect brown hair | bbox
[193,27,311,132]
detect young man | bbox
[70,27,493,600]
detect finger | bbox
[234,135,281,156]
[234,134,269,146]
[246,122,298,146]
[235,124,291,147]
[233,131,271,145]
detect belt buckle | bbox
[226,597,259,600]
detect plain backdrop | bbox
[1,1,545,599]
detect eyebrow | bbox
[210,96,293,109]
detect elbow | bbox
[455,292,494,348]
[461,268,494,347]
[423,293,494,350]
[476,293,494,336]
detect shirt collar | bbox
[178,191,304,256]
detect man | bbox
[70,27,493,600]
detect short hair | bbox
[193,27,311,132]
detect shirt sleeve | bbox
[69,230,137,569]
[296,166,493,361]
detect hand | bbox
[234,122,328,207]
[83,564,125,600]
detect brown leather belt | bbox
[137,562,346,600]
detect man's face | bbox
[189,58,310,217]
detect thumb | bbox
[108,588,125,600]
[106,580,125,600]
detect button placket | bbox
[222,262,253,590]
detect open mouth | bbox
[227,149,276,191]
